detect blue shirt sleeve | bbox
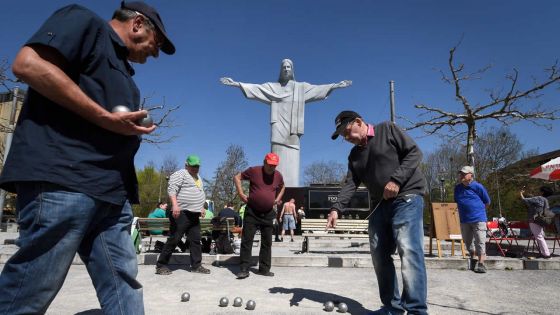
[476,182,491,205]
[25,5,101,67]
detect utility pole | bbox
[437,172,446,202]
[389,80,395,123]
[0,87,20,224]
[158,166,164,203]
[493,168,503,217]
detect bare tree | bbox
[474,127,523,180]
[208,144,248,210]
[138,96,181,146]
[422,141,464,202]
[405,43,560,168]
[0,58,17,91]
[303,160,346,186]
[161,155,179,177]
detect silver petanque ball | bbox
[219,297,229,307]
[324,301,335,312]
[233,297,243,307]
[337,302,348,313]
[246,300,256,310]
[111,105,131,113]
[137,114,154,127]
[180,292,190,302]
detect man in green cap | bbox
[156,155,210,275]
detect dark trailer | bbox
[284,184,371,219]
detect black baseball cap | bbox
[331,110,362,140]
[121,1,175,55]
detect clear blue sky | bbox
[1,1,559,184]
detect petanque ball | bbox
[138,114,154,127]
[233,297,243,307]
[324,301,335,312]
[219,297,229,307]
[337,302,348,313]
[246,300,256,310]
[111,105,131,113]
[180,292,190,302]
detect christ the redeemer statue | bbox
[220,58,351,187]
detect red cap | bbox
[264,153,279,166]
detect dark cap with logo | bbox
[121,1,175,55]
[331,110,362,140]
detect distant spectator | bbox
[239,203,246,226]
[219,202,242,226]
[279,198,297,242]
[203,201,214,219]
[148,202,168,235]
[454,165,490,273]
[273,203,282,242]
[298,206,306,220]
[521,186,552,259]
[546,191,560,234]
[296,206,306,234]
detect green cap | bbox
[186,155,201,166]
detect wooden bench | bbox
[132,217,239,253]
[300,218,369,253]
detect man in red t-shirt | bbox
[233,153,285,279]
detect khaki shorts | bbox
[460,222,487,256]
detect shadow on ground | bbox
[269,286,369,314]
[75,309,102,315]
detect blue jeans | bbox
[0,182,143,315]
[368,194,427,315]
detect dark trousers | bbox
[157,210,202,268]
[240,207,274,272]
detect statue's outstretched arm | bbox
[333,80,352,89]
[220,77,241,87]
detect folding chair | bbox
[486,220,519,257]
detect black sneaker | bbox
[290,239,294,242]
[236,270,250,279]
[257,270,274,277]
[474,262,487,273]
[191,265,210,274]
[155,265,172,275]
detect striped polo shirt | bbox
[167,169,206,213]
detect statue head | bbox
[278,59,295,83]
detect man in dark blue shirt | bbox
[219,202,242,226]
[0,2,175,314]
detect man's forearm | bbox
[234,175,244,196]
[275,186,285,202]
[13,46,108,125]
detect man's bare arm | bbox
[234,173,248,203]
[12,45,155,136]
